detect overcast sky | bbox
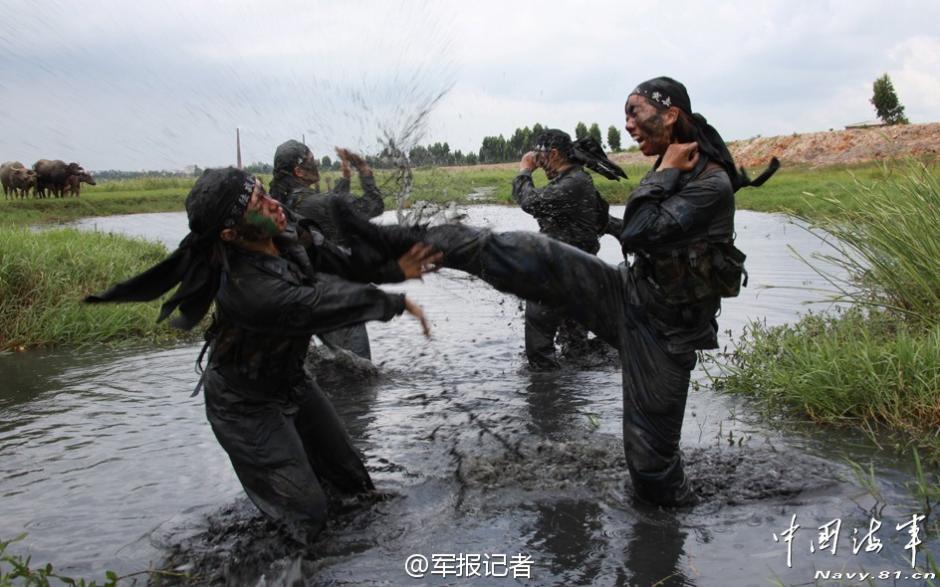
[1,0,938,171]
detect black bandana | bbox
[630,76,779,191]
[85,167,258,330]
[534,129,627,181]
[630,76,692,114]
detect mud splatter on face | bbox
[636,110,668,150]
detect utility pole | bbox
[236,128,243,169]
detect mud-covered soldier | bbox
[513,129,626,370]
[423,77,777,506]
[86,167,440,544]
[269,139,386,360]
[269,139,384,236]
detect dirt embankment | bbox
[727,122,940,168]
[457,122,940,171]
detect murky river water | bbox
[2,207,936,586]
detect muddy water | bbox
[2,207,936,586]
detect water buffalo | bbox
[64,171,96,197]
[1,161,36,199]
[33,159,84,198]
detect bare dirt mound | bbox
[728,122,940,168]
[455,122,940,172]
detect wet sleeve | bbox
[511,171,581,217]
[310,238,405,284]
[224,272,406,336]
[350,172,385,219]
[620,170,731,248]
[333,176,351,194]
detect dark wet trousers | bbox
[203,369,374,544]
[319,323,372,361]
[524,302,588,370]
[424,225,696,506]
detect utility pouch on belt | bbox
[644,241,748,304]
[709,241,748,298]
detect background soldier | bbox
[512,129,625,370]
[270,139,385,360]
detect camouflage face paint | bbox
[245,210,280,237]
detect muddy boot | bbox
[629,458,699,508]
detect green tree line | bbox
[405,121,624,168]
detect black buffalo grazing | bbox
[33,159,85,198]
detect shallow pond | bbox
[2,207,936,585]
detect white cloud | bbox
[0,0,938,169]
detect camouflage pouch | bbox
[648,241,747,303]
[709,242,748,298]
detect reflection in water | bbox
[523,372,593,439]
[2,207,935,584]
[530,499,604,585]
[621,514,690,587]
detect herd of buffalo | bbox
[0,160,96,199]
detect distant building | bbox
[845,120,887,129]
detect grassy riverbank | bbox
[0,227,195,351]
[5,161,938,228]
[714,162,940,461]
[2,159,937,352]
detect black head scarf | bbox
[630,76,779,192]
[84,167,256,330]
[535,128,628,181]
[270,139,315,203]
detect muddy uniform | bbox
[204,228,406,543]
[425,155,733,505]
[271,173,386,360]
[512,166,609,368]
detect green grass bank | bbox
[713,162,940,461]
[0,227,195,351]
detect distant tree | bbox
[531,123,545,140]
[465,152,478,166]
[409,145,430,167]
[871,74,909,125]
[509,126,532,158]
[244,161,273,174]
[588,123,603,146]
[607,126,622,152]
[320,155,332,169]
[574,121,589,140]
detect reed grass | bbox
[714,161,940,461]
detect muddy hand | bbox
[404,296,431,339]
[334,147,353,179]
[397,243,443,280]
[660,142,699,172]
[520,151,539,172]
[340,148,366,169]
